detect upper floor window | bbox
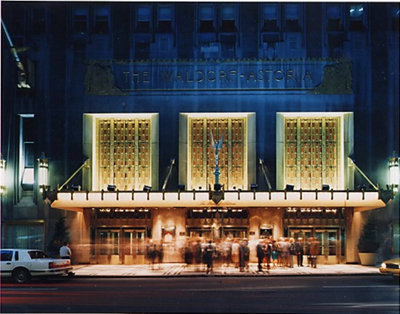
[327,5,343,32]
[349,4,365,31]
[73,8,88,34]
[198,5,215,32]
[94,7,110,34]
[31,7,46,34]
[157,5,173,32]
[220,5,236,32]
[285,4,300,32]
[262,4,279,32]
[136,6,152,32]
[392,5,399,32]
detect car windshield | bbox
[28,250,48,259]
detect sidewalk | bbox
[72,263,380,277]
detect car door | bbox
[1,250,15,277]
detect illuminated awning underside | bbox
[51,190,386,213]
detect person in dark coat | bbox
[295,237,304,267]
[203,241,215,274]
[256,240,265,272]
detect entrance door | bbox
[122,229,146,264]
[289,228,340,264]
[97,229,120,264]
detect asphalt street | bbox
[1,275,399,313]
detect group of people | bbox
[181,238,251,273]
[180,236,320,273]
[145,240,164,267]
[256,236,320,271]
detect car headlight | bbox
[381,263,387,268]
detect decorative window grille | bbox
[97,118,151,190]
[284,117,340,190]
[189,117,246,190]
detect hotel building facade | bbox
[1,2,399,265]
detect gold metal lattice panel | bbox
[189,117,246,190]
[97,118,151,190]
[284,117,340,190]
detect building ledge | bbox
[50,190,386,212]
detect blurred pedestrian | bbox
[239,239,250,272]
[271,240,278,268]
[193,240,202,269]
[310,237,320,268]
[232,239,240,268]
[295,237,304,267]
[256,239,265,272]
[204,240,215,274]
[263,238,272,270]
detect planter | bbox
[358,252,377,266]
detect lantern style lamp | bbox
[38,153,49,193]
[389,152,399,194]
[0,157,5,194]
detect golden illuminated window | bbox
[97,118,151,190]
[284,117,340,190]
[189,117,246,190]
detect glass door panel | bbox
[98,229,120,255]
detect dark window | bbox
[285,4,301,32]
[135,42,150,59]
[221,5,236,32]
[93,7,110,34]
[12,7,25,34]
[136,21,151,33]
[221,35,236,58]
[263,20,278,32]
[23,117,35,142]
[0,250,13,261]
[199,20,215,32]
[136,6,152,32]
[328,34,345,58]
[158,6,173,32]
[221,20,236,33]
[327,5,342,32]
[158,20,173,33]
[199,5,215,32]
[32,8,46,34]
[349,4,365,31]
[392,5,399,32]
[94,16,109,34]
[73,14,87,34]
[262,4,279,32]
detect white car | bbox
[1,249,74,283]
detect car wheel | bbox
[12,268,30,284]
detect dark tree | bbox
[47,217,69,256]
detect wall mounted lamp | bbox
[0,157,5,194]
[38,153,49,193]
[389,152,399,194]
